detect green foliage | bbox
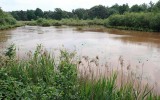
[0,8,23,30]
[53,8,64,20]
[0,45,79,99]
[4,0,160,32]
[150,13,160,31]
[35,8,43,18]
[72,8,89,20]
[129,3,149,13]
[106,12,160,31]
[36,18,62,26]
[153,0,160,12]
[33,18,105,26]
[79,73,118,100]
[130,5,140,12]
[27,10,37,21]
[0,45,160,99]
[0,8,16,26]
[89,5,108,19]
[118,4,129,14]
[5,44,16,59]
[8,0,160,21]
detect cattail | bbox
[96,56,99,60]
[82,56,89,61]
[90,59,96,63]
[78,61,82,64]
[95,60,99,66]
[127,64,131,70]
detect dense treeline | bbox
[10,0,160,21]
[1,0,160,31]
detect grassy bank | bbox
[0,45,159,99]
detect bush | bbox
[0,45,79,99]
[107,12,160,31]
[0,9,16,26]
[150,13,160,31]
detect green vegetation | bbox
[1,0,160,31]
[23,14,160,32]
[0,45,160,99]
[0,8,24,30]
[24,18,106,26]
[10,0,160,21]
[0,8,16,25]
[106,12,160,31]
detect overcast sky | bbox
[0,0,159,11]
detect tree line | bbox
[10,0,160,21]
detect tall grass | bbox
[0,45,159,99]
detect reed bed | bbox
[0,45,159,100]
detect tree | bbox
[153,0,160,12]
[110,4,120,13]
[17,10,28,21]
[53,8,64,20]
[43,11,50,19]
[130,4,143,12]
[130,3,149,12]
[35,8,43,18]
[119,4,129,14]
[72,8,89,19]
[44,11,54,19]
[27,10,36,20]
[10,11,20,20]
[148,1,155,11]
[0,7,4,17]
[89,5,108,19]
[65,11,74,18]
[140,3,149,12]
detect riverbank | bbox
[21,15,160,32]
[0,22,24,30]
[1,14,160,32]
[0,45,160,99]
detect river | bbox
[0,25,160,92]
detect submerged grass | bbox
[0,45,160,99]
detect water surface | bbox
[0,26,160,91]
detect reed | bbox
[0,45,159,99]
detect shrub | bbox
[0,9,16,26]
[107,12,160,31]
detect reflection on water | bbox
[0,25,160,91]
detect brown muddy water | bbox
[0,25,160,92]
